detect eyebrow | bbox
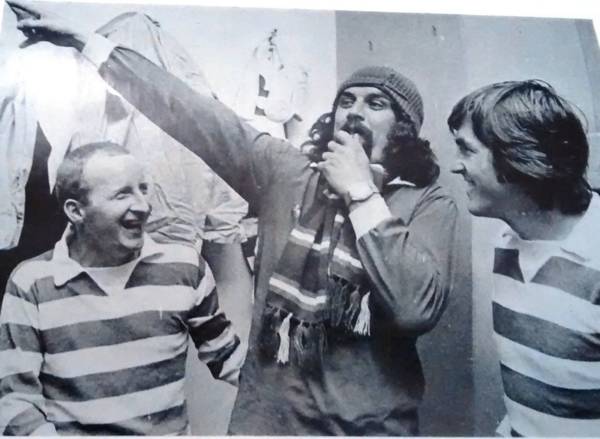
[366,92,391,101]
[110,184,131,196]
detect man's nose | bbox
[346,111,365,123]
[131,191,151,216]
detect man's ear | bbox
[63,199,85,225]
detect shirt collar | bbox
[499,192,600,261]
[51,226,163,287]
[386,177,416,188]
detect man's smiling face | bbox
[77,152,151,265]
[450,119,520,219]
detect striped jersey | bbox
[0,233,243,436]
[492,193,600,437]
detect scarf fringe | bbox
[258,307,285,360]
[276,313,293,364]
[260,286,372,367]
[353,292,371,336]
[292,322,327,370]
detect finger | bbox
[327,140,344,152]
[349,134,371,158]
[16,17,54,31]
[333,130,353,144]
[321,151,335,161]
[16,17,40,28]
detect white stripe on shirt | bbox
[42,333,188,379]
[38,285,195,330]
[496,333,600,390]
[46,379,184,424]
[494,275,600,334]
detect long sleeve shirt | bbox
[0,234,243,435]
[80,34,459,435]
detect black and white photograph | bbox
[0,0,599,436]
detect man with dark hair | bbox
[0,142,244,435]
[448,80,600,437]
[10,3,459,435]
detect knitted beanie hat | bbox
[334,66,424,133]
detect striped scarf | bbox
[258,170,375,370]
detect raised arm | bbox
[0,276,57,435]
[10,0,303,208]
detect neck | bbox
[502,200,584,241]
[69,234,138,267]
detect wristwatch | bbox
[342,181,380,206]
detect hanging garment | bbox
[233,32,308,139]
[0,13,250,253]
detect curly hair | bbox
[447,79,591,214]
[302,109,440,188]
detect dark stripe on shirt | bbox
[205,335,241,378]
[187,287,219,319]
[493,248,524,283]
[3,406,47,436]
[532,256,600,303]
[5,280,38,305]
[54,403,187,435]
[493,302,600,361]
[188,312,230,344]
[0,371,42,400]
[42,310,184,354]
[502,364,600,419]
[126,261,200,289]
[0,323,40,353]
[33,275,105,304]
[40,350,186,402]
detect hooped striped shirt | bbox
[0,232,243,436]
[493,193,600,437]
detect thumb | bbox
[350,133,369,157]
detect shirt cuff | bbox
[81,33,117,68]
[348,194,392,239]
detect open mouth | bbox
[121,219,145,232]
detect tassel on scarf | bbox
[342,287,362,332]
[258,306,285,360]
[292,321,327,371]
[328,276,353,328]
[276,313,293,365]
[353,292,371,336]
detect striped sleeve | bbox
[0,277,57,436]
[187,266,244,386]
